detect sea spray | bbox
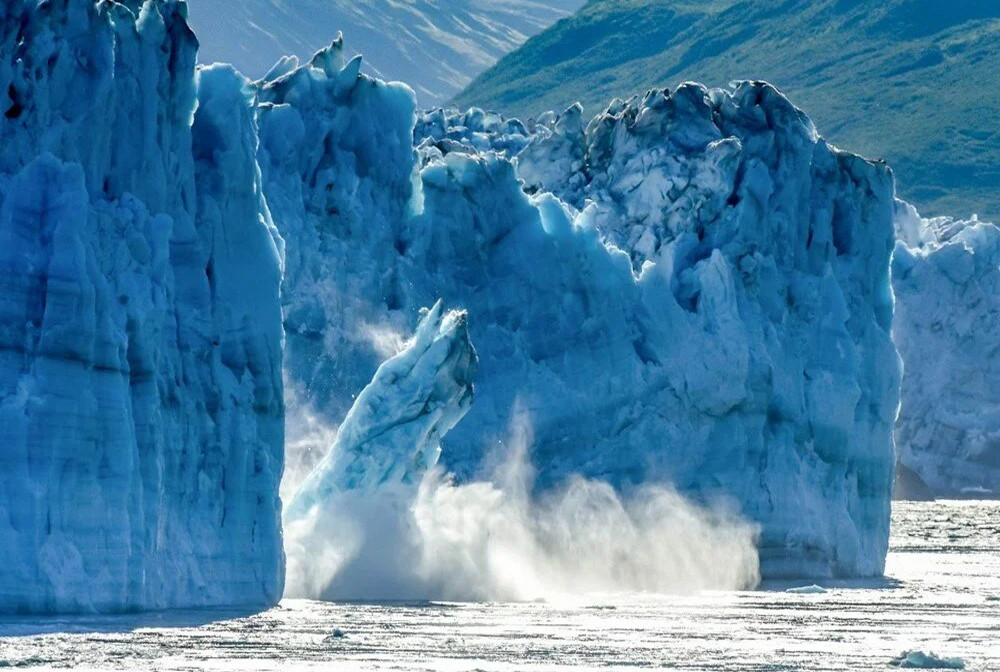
[283,308,759,600]
[285,437,760,602]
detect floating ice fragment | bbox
[786,585,828,594]
[889,651,966,669]
[325,628,347,641]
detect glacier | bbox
[0,0,909,612]
[0,0,285,613]
[892,203,999,498]
[261,42,901,580]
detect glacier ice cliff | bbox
[892,203,999,498]
[260,44,901,579]
[0,0,285,613]
[0,0,906,605]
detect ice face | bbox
[892,202,999,498]
[0,1,285,613]
[263,45,901,579]
[0,0,905,607]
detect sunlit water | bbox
[2,501,998,671]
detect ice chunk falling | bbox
[286,302,478,519]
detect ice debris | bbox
[889,651,966,669]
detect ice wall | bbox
[261,45,900,580]
[0,0,285,613]
[892,202,999,497]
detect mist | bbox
[283,415,760,602]
[281,378,340,501]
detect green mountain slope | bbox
[453,0,1000,219]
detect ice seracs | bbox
[0,0,284,613]
[892,202,999,498]
[262,43,901,580]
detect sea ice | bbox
[890,651,966,669]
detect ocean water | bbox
[1,500,997,671]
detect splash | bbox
[283,304,759,602]
[284,420,760,602]
[281,377,340,501]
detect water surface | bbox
[1,501,997,671]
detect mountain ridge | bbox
[188,0,584,106]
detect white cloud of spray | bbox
[283,411,760,602]
[354,318,410,360]
[281,377,340,501]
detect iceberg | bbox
[262,45,901,579]
[889,651,966,670]
[892,202,999,498]
[0,0,285,613]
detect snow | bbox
[264,45,901,580]
[892,201,999,498]
[890,651,966,669]
[0,0,284,613]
